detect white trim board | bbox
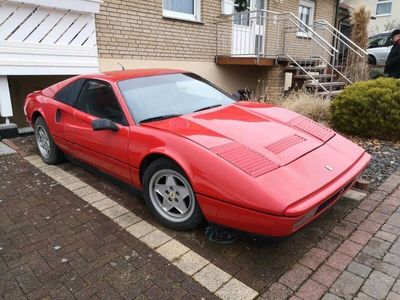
[7,0,102,13]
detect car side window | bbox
[54,79,85,106]
[75,80,127,125]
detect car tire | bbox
[34,116,64,165]
[143,158,203,230]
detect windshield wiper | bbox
[193,104,222,113]
[140,114,182,124]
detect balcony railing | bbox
[216,10,368,96]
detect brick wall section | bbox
[96,0,338,62]
[96,0,223,61]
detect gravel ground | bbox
[10,134,400,191]
[350,137,400,190]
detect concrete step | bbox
[285,66,327,72]
[293,74,335,80]
[316,90,343,97]
[304,81,346,89]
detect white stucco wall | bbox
[342,0,400,34]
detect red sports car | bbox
[24,69,370,237]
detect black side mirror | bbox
[92,118,119,132]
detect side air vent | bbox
[265,134,306,154]
[212,143,278,177]
[289,116,334,142]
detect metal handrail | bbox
[314,20,368,56]
[285,19,334,57]
[317,55,352,84]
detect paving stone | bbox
[387,291,400,300]
[321,293,344,300]
[344,190,367,202]
[295,279,327,300]
[193,264,231,293]
[358,220,382,235]
[383,253,400,267]
[90,198,117,211]
[278,263,312,291]
[345,209,369,223]
[375,230,397,243]
[358,199,379,212]
[326,252,353,271]
[393,279,400,293]
[387,213,400,228]
[390,239,400,256]
[336,240,363,258]
[361,270,395,299]
[330,271,364,299]
[356,252,400,278]
[367,211,390,225]
[298,247,330,270]
[102,204,130,219]
[73,186,97,197]
[126,220,156,239]
[347,261,372,279]
[215,278,258,300]
[349,230,373,246]
[173,250,209,276]
[355,292,375,300]
[331,221,357,238]
[113,212,141,228]
[156,239,190,261]
[375,203,397,216]
[81,191,107,203]
[260,282,293,300]
[312,264,341,287]
[362,237,391,259]
[140,229,172,249]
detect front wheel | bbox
[143,158,203,230]
[34,116,64,164]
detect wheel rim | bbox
[149,169,195,223]
[36,125,50,159]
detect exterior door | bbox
[231,0,266,56]
[71,79,132,183]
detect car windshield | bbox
[118,73,235,123]
[368,33,389,48]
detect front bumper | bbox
[197,152,370,237]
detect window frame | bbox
[54,78,86,107]
[297,0,315,38]
[162,0,201,22]
[74,79,128,126]
[376,0,392,17]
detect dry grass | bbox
[346,7,371,82]
[266,90,331,124]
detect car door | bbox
[71,79,132,183]
[49,78,85,154]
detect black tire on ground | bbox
[142,158,204,230]
[34,116,64,165]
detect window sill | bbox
[162,12,203,24]
[375,13,391,18]
[296,32,312,39]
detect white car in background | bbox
[367,31,392,66]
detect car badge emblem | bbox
[325,165,334,171]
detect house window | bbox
[297,0,315,37]
[163,0,201,22]
[376,0,392,16]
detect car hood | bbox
[142,102,335,167]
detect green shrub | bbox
[331,77,400,140]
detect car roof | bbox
[80,68,186,82]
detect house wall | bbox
[342,0,400,34]
[96,0,338,97]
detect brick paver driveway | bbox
[1,136,400,299]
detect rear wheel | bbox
[143,158,203,230]
[34,117,64,164]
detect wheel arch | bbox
[31,110,44,125]
[139,152,189,185]
[368,54,377,65]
